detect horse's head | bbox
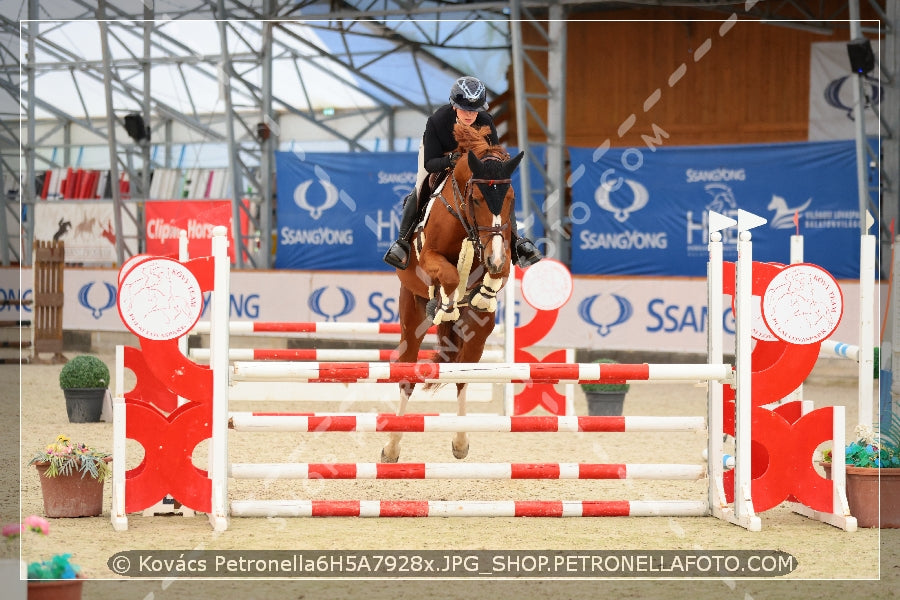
[450,123,524,275]
[464,150,524,274]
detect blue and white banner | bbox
[569,140,866,279]
[275,151,417,271]
[809,41,882,141]
[275,147,545,271]
[7,266,876,355]
[509,145,546,241]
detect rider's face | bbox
[455,107,478,126]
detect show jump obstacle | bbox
[111,213,860,533]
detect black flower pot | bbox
[584,390,626,416]
[63,388,106,422]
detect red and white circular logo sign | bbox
[750,295,779,342]
[117,258,203,341]
[521,259,573,311]
[762,264,843,345]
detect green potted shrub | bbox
[822,414,900,528]
[59,355,109,423]
[581,358,630,416]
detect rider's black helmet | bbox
[449,76,488,111]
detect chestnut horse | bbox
[381,123,524,463]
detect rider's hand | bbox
[448,151,462,167]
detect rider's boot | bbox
[511,232,542,268]
[383,191,419,270]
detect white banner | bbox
[33,201,138,264]
[4,266,874,354]
[809,41,882,141]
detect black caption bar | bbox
[108,550,797,578]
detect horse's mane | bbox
[453,122,493,157]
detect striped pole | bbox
[193,321,434,335]
[228,412,706,433]
[820,340,860,362]
[190,348,504,362]
[229,462,705,480]
[229,361,732,384]
[230,499,709,518]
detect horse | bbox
[381,122,523,463]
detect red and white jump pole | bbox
[228,360,732,385]
[230,499,709,518]
[227,413,706,433]
[229,462,706,480]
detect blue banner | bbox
[275,146,543,271]
[509,145,546,241]
[275,151,416,271]
[568,140,866,279]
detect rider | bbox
[382,75,542,270]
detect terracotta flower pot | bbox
[27,577,83,600]
[34,462,105,518]
[822,463,900,528]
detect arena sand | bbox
[4,351,898,600]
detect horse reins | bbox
[445,152,512,260]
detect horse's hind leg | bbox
[381,382,412,463]
[451,382,469,459]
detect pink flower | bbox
[2,523,24,538]
[23,515,49,535]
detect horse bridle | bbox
[444,151,512,262]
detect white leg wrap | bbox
[470,273,502,312]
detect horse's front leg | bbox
[420,249,461,324]
[451,382,469,459]
[381,381,412,463]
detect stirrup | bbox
[514,237,542,268]
[383,240,411,270]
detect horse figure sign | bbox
[382,123,524,463]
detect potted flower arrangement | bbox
[581,358,630,416]
[29,434,111,518]
[59,354,109,423]
[3,515,83,600]
[822,415,900,528]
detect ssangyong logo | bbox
[294,179,340,220]
[78,281,117,319]
[594,179,649,222]
[824,75,882,119]
[308,286,355,322]
[578,293,633,337]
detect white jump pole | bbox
[733,210,764,531]
[504,271,515,415]
[208,226,230,532]
[707,211,731,522]
[858,214,876,429]
[787,231,804,404]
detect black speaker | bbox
[124,113,149,142]
[847,38,875,75]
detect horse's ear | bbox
[501,151,525,178]
[467,150,483,173]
